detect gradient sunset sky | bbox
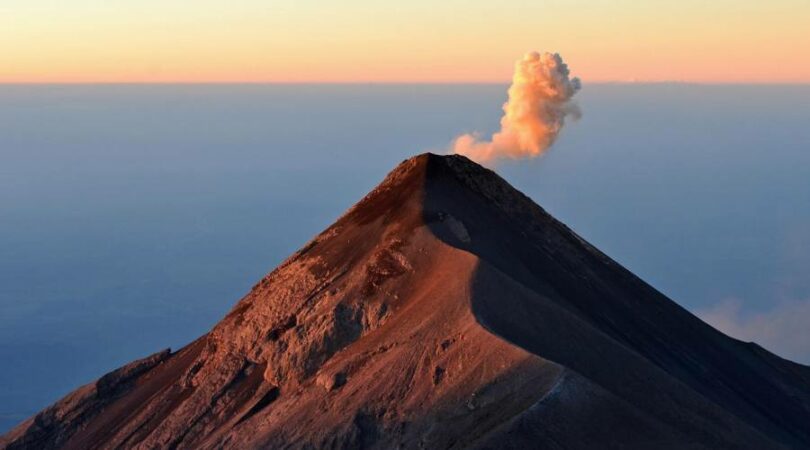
[3,0,809,83]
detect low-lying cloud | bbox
[697,298,810,364]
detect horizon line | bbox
[2,80,810,86]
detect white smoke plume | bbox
[451,51,581,165]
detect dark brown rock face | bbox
[2,154,809,449]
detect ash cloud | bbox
[451,51,581,165]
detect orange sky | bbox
[2,0,809,83]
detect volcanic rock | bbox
[3,153,810,449]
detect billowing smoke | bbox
[451,51,581,165]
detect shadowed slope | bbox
[420,154,810,448]
[2,154,809,449]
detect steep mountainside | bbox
[3,153,809,449]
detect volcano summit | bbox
[3,154,809,449]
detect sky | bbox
[2,0,809,83]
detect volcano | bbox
[3,153,810,449]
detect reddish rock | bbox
[2,154,809,449]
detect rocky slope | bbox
[2,153,809,449]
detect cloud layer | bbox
[697,298,810,364]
